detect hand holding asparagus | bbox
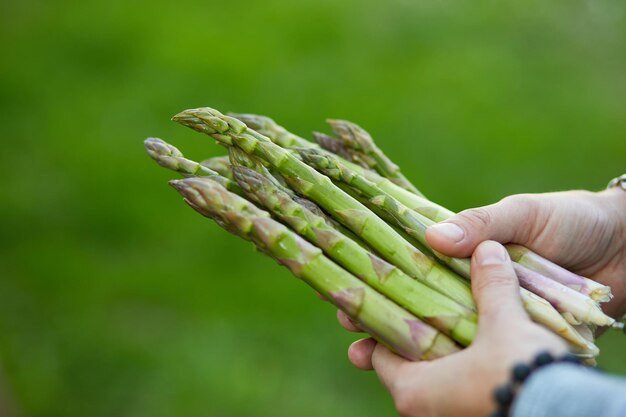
[144,105,620,363]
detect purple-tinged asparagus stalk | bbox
[170,177,460,360]
[513,265,614,326]
[507,245,612,302]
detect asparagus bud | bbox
[145,137,215,177]
[313,131,375,169]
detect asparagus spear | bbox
[200,156,234,180]
[326,119,422,195]
[145,137,217,177]
[170,176,460,360]
[173,107,476,311]
[520,290,598,357]
[506,245,612,302]
[232,166,478,346]
[144,138,243,195]
[297,147,615,328]
[513,264,614,326]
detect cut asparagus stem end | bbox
[507,244,613,303]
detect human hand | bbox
[339,241,567,417]
[426,188,626,318]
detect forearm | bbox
[511,363,626,417]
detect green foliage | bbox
[0,0,624,416]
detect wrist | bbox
[490,352,587,417]
[603,186,626,240]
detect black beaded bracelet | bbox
[489,351,587,417]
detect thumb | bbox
[425,195,538,258]
[471,241,528,334]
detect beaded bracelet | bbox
[489,351,587,417]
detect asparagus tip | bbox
[173,107,248,134]
[168,178,186,192]
[144,137,180,158]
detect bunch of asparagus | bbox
[145,106,617,361]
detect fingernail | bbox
[429,223,465,243]
[476,241,508,266]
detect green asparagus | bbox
[170,176,460,360]
[173,107,476,311]
[232,165,478,346]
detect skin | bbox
[339,188,626,417]
[426,188,626,318]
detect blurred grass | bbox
[0,0,625,416]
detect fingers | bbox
[371,343,409,392]
[425,195,538,258]
[346,338,410,381]
[337,310,362,332]
[348,338,377,369]
[471,241,528,334]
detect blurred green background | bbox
[1,0,625,416]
